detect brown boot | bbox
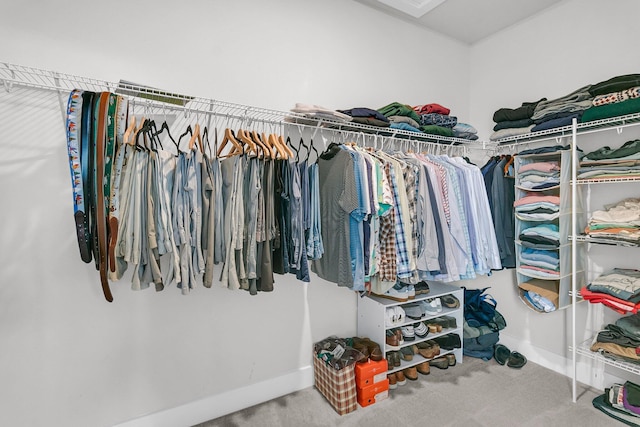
[395,370,407,386]
[387,372,397,389]
[417,361,431,375]
[404,366,418,381]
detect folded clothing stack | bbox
[338,107,390,127]
[516,161,561,191]
[583,198,640,245]
[514,193,560,221]
[519,223,560,249]
[582,269,640,314]
[578,139,640,180]
[379,101,456,137]
[582,74,640,123]
[590,313,640,362]
[529,85,593,132]
[288,103,352,124]
[412,102,478,141]
[490,98,545,141]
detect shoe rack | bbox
[357,282,464,375]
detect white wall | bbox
[0,1,470,426]
[468,0,640,384]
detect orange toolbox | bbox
[355,358,388,388]
[357,379,390,407]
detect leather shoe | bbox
[366,340,383,362]
[429,356,449,370]
[416,341,441,359]
[352,341,369,363]
[386,330,400,349]
[417,361,430,375]
[388,372,397,389]
[404,366,418,381]
[445,353,457,367]
[395,370,407,386]
[399,346,414,361]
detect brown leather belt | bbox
[95,92,113,302]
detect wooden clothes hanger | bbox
[251,130,271,159]
[267,133,287,159]
[217,128,243,158]
[188,123,204,152]
[237,129,258,156]
[279,134,295,158]
[123,115,137,146]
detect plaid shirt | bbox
[388,161,411,278]
[402,161,419,267]
[377,162,397,282]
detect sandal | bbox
[494,344,511,365]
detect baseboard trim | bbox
[113,365,315,427]
[497,333,625,392]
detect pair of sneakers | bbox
[400,322,429,342]
[385,306,405,327]
[379,282,415,302]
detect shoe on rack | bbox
[387,351,401,367]
[413,322,429,338]
[417,361,431,375]
[439,315,457,329]
[406,285,416,299]
[434,334,461,350]
[445,353,457,367]
[423,298,442,315]
[403,303,424,320]
[404,366,418,381]
[426,323,442,334]
[377,283,410,302]
[429,356,449,370]
[385,308,399,327]
[401,325,415,342]
[394,306,406,325]
[441,295,460,309]
[388,372,397,389]
[415,281,430,295]
[399,346,414,361]
[416,340,441,359]
[395,370,407,386]
[386,329,401,350]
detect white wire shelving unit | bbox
[0,62,481,154]
[566,117,640,403]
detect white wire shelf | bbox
[494,112,640,145]
[572,338,640,376]
[0,62,477,149]
[572,176,640,185]
[570,235,640,247]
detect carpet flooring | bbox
[196,356,619,427]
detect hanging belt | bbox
[95,92,114,302]
[66,89,93,263]
[80,91,96,263]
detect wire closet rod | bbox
[0,61,481,152]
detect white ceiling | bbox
[355,0,564,44]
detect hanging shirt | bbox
[312,146,359,287]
